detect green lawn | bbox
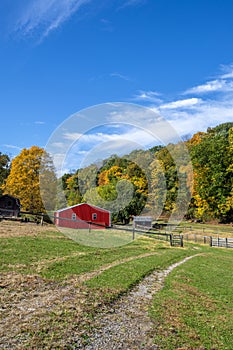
[180,221,233,237]
[0,230,176,278]
[1,224,233,349]
[60,227,139,248]
[150,249,233,349]
[86,248,193,292]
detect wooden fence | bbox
[210,237,233,248]
[183,233,211,245]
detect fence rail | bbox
[210,237,233,248]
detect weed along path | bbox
[74,255,200,350]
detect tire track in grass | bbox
[0,252,159,348]
[73,254,202,350]
[75,252,159,283]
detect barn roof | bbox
[55,202,111,214]
[0,194,21,206]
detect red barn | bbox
[54,203,111,229]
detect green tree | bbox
[65,172,82,206]
[156,145,178,213]
[190,123,233,222]
[96,156,148,223]
[39,151,57,212]
[0,152,10,196]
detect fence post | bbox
[169,234,172,246]
[180,235,184,247]
[40,214,44,226]
[210,236,212,247]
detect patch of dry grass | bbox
[0,220,59,238]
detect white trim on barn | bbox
[56,202,111,215]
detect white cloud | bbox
[138,64,233,138]
[184,79,228,94]
[63,132,83,141]
[110,72,131,81]
[14,0,92,41]
[11,0,149,41]
[45,62,233,176]
[119,0,147,9]
[61,127,159,173]
[35,121,45,125]
[160,98,202,110]
[63,129,155,148]
[134,90,162,103]
[157,96,233,138]
[1,144,23,159]
[220,63,233,79]
[3,144,22,151]
[184,64,233,95]
[221,72,233,79]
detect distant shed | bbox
[54,203,111,229]
[0,194,21,217]
[133,216,152,229]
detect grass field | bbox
[0,220,233,349]
[179,221,233,237]
[150,250,233,349]
[60,226,140,248]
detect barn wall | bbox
[0,195,20,217]
[55,203,111,229]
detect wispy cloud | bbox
[11,0,149,42]
[35,121,45,125]
[61,126,157,172]
[184,65,233,95]
[160,98,202,110]
[2,144,23,158]
[3,144,22,151]
[161,99,233,138]
[119,0,147,10]
[139,63,233,137]
[14,0,92,41]
[45,64,233,175]
[134,90,162,103]
[220,63,233,79]
[110,72,131,81]
[184,79,233,95]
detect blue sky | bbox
[1,0,233,168]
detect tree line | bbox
[0,122,233,223]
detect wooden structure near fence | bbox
[170,234,184,247]
[0,195,20,217]
[210,237,233,248]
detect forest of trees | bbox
[1,122,233,224]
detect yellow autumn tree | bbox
[2,146,56,213]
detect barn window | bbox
[72,213,76,221]
[92,213,97,220]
